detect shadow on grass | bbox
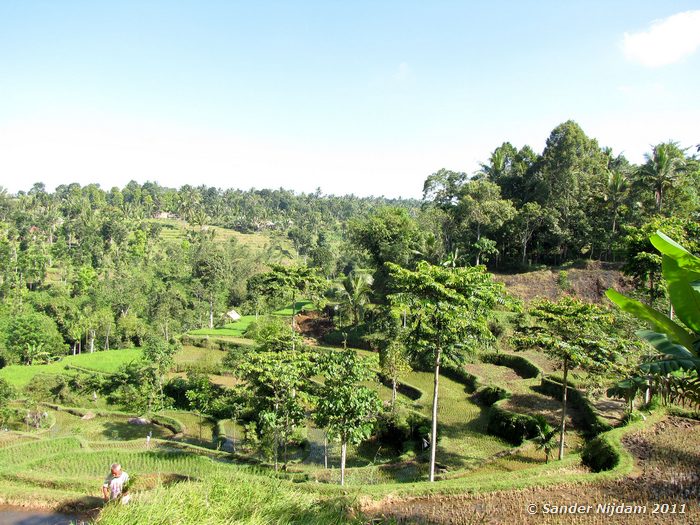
[100,421,170,441]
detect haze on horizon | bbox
[1,1,699,198]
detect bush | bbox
[5,311,67,363]
[480,353,541,378]
[373,411,430,452]
[475,386,510,407]
[487,405,545,445]
[24,374,76,405]
[581,434,621,472]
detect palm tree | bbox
[639,142,685,213]
[534,426,557,464]
[342,271,373,325]
[603,169,628,236]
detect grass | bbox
[0,348,143,388]
[188,315,256,337]
[146,218,292,254]
[174,345,225,369]
[48,410,173,442]
[272,300,315,317]
[96,472,355,525]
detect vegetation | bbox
[0,125,698,522]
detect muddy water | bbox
[0,507,86,525]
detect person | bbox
[102,463,129,502]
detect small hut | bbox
[226,309,242,321]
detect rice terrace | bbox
[1,2,700,525]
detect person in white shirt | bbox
[102,463,129,502]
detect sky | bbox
[1,1,699,198]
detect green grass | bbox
[97,471,355,525]
[271,300,315,316]
[146,218,291,253]
[48,410,173,442]
[0,348,143,388]
[174,345,225,368]
[188,315,256,337]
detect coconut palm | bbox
[639,142,685,213]
[342,270,374,325]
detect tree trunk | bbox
[324,433,328,469]
[391,377,397,409]
[340,439,347,486]
[89,329,95,353]
[283,413,289,468]
[558,357,568,461]
[104,325,111,350]
[209,297,214,329]
[429,346,441,482]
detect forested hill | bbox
[0,119,698,365]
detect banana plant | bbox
[606,231,700,376]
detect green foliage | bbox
[480,352,541,378]
[486,405,545,445]
[315,347,382,484]
[608,231,700,377]
[513,297,625,372]
[620,217,700,303]
[581,433,621,472]
[475,385,510,407]
[0,377,14,406]
[4,311,67,364]
[387,261,506,366]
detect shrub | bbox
[25,373,75,405]
[581,434,621,472]
[487,405,545,445]
[480,352,541,378]
[373,411,429,452]
[475,386,510,407]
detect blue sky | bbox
[1,1,699,197]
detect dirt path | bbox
[363,416,700,524]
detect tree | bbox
[379,338,411,409]
[513,297,623,460]
[185,373,215,441]
[532,121,608,261]
[638,142,686,214]
[349,207,422,298]
[456,180,515,265]
[512,202,547,266]
[249,265,325,332]
[534,424,557,464]
[342,270,374,325]
[192,242,229,329]
[386,261,506,481]
[315,348,382,485]
[142,334,178,404]
[5,311,66,364]
[234,325,313,470]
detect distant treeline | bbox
[0,119,697,365]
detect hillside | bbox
[494,261,633,303]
